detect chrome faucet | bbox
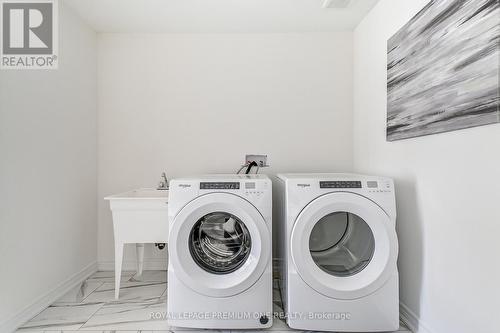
[157,172,169,190]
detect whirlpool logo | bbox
[1,0,58,69]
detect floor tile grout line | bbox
[78,281,105,304]
[76,301,106,331]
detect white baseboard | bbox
[0,261,97,333]
[400,301,433,333]
[97,258,167,271]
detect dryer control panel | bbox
[320,181,362,188]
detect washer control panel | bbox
[244,181,267,196]
[200,182,240,190]
[368,179,393,193]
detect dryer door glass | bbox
[309,212,375,277]
[189,212,252,274]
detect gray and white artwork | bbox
[387,0,500,141]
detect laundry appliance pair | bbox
[167,173,399,332]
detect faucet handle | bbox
[158,172,169,190]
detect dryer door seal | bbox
[291,192,398,300]
[169,192,271,297]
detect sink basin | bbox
[104,188,168,200]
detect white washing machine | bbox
[276,173,399,332]
[167,174,273,329]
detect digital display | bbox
[320,181,362,189]
[245,182,256,189]
[367,181,378,188]
[200,182,240,190]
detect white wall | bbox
[0,2,97,329]
[97,33,353,267]
[353,1,500,332]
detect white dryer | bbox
[276,173,399,332]
[167,174,273,329]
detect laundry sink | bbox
[105,188,168,199]
[105,188,168,210]
[105,188,169,299]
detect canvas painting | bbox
[387,0,499,141]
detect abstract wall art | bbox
[387,0,499,141]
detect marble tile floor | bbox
[16,270,411,333]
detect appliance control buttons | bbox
[245,191,264,195]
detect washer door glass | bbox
[309,212,375,277]
[189,211,252,274]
